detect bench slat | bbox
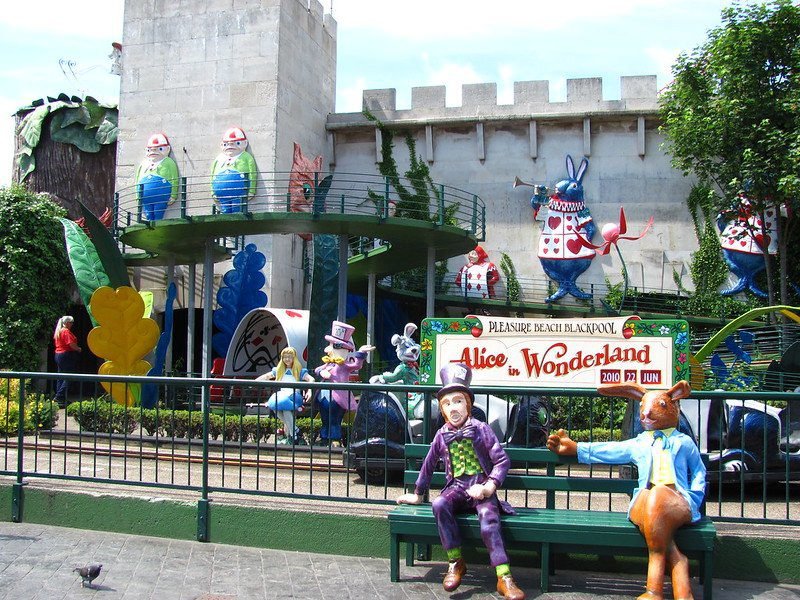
[403,471,636,494]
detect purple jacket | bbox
[314,351,367,411]
[414,418,514,513]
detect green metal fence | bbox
[1,372,798,541]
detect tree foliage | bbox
[0,185,72,370]
[659,0,800,306]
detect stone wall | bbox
[326,76,698,297]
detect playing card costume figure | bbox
[534,155,596,302]
[396,363,525,600]
[135,133,179,221]
[717,194,778,298]
[314,321,374,446]
[211,127,257,213]
[454,245,500,299]
[548,381,706,600]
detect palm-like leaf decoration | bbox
[212,244,268,358]
[59,218,111,326]
[87,286,160,406]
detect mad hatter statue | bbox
[211,127,257,213]
[135,132,179,221]
[397,363,525,600]
[314,321,374,447]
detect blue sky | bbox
[0,0,741,186]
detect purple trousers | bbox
[431,474,509,567]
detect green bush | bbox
[568,428,624,443]
[549,396,628,433]
[0,185,71,370]
[27,396,59,430]
[0,379,59,435]
[66,398,138,434]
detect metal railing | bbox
[114,172,486,241]
[0,372,798,539]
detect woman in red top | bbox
[53,316,81,405]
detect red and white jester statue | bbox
[454,245,500,299]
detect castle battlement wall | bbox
[327,76,658,128]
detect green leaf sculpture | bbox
[78,201,130,288]
[59,218,110,325]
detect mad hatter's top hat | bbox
[437,363,474,401]
[325,320,356,351]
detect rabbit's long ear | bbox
[576,157,589,182]
[565,155,575,179]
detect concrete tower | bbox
[116,0,337,310]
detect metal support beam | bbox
[426,246,435,317]
[166,257,175,374]
[367,273,376,364]
[202,240,214,379]
[187,263,196,376]
[338,235,348,322]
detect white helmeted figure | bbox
[211,127,257,213]
[134,132,179,221]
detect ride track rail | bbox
[0,437,352,475]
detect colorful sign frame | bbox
[419,316,690,390]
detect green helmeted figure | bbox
[135,132,179,221]
[211,127,257,213]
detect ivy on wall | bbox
[363,110,456,292]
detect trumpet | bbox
[513,177,549,196]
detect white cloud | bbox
[332,0,676,39]
[336,76,368,112]
[498,65,514,105]
[0,1,123,40]
[645,46,683,89]
[425,61,483,107]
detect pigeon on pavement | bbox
[74,563,103,588]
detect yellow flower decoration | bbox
[87,286,160,406]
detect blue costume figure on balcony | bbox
[135,133,179,221]
[211,127,257,214]
[533,155,596,302]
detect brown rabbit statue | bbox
[546,380,706,600]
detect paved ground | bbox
[0,522,798,600]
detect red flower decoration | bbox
[577,207,653,255]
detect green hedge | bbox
[66,399,329,443]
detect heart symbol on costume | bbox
[566,215,573,221]
[553,248,560,254]
[566,225,573,231]
[548,216,561,229]
[543,248,549,254]
[754,234,770,248]
[740,240,747,247]
[566,239,583,254]
[543,238,550,244]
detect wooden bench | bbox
[389,444,717,598]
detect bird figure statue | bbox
[74,563,102,588]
